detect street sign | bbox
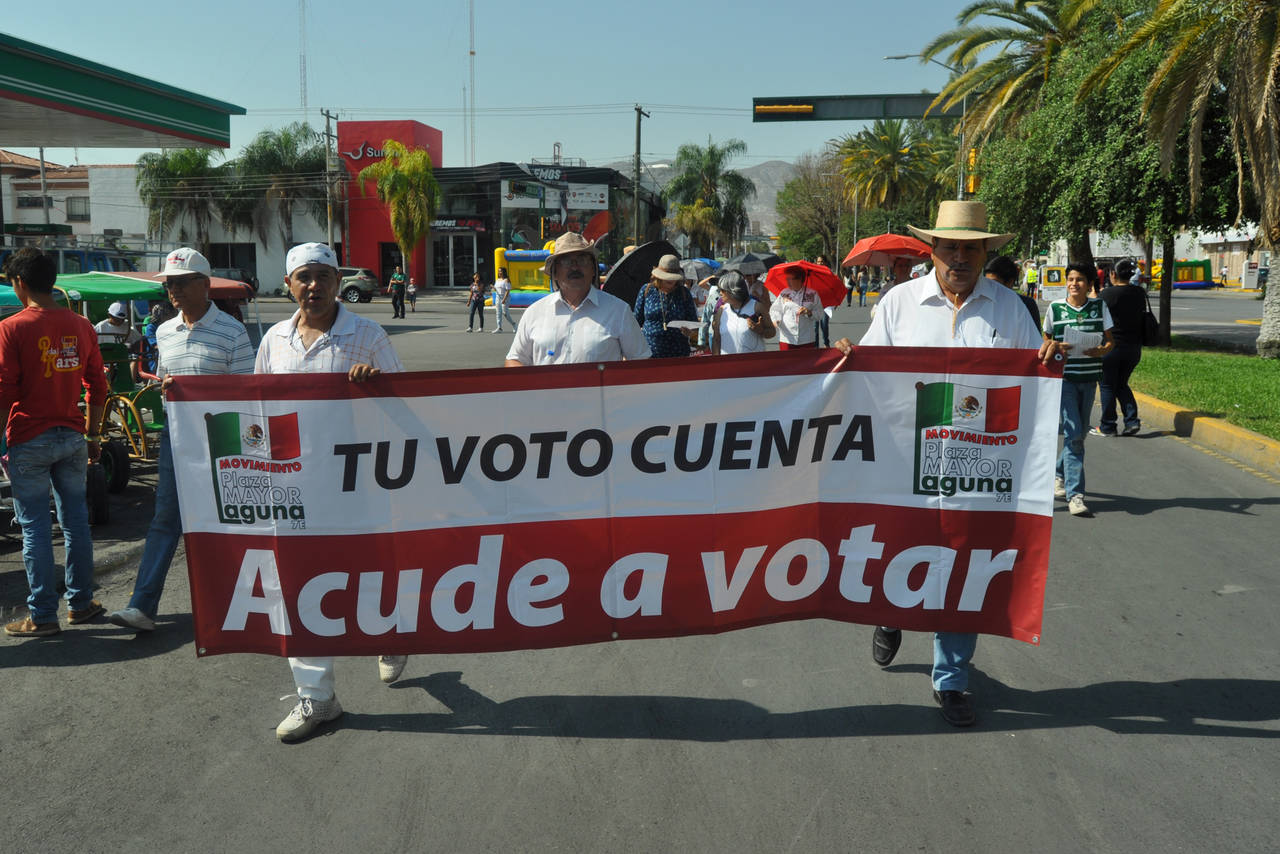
[4,223,72,235]
[752,94,962,122]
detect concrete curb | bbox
[1132,391,1280,479]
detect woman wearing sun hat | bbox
[633,254,698,357]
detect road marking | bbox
[1170,435,1280,486]
[1235,319,1262,326]
[1214,585,1251,595]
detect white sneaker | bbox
[1054,477,1066,498]
[1068,494,1091,516]
[106,607,155,632]
[276,696,343,742]
[378,655,408,683]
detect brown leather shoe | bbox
[68,600,104,624]
[5,616,61,637]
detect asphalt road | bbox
[4,289,1278,852]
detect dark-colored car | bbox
[211,266,258,293]
[338,267,378,303]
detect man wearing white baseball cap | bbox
[256,242,409,743]
[93,301,141,347]
[108,247,254,633]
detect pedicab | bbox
[54,272,258,494]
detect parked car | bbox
[338,267,378,303]
[211,266,258,293]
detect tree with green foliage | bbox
[923,0,1090,149]
[356,140,441,272]
[832,119,934,212]
[1071,0,1280,357]
[235,122,329,249]
[668,199,719,257]
[774,153,844,262]
[663,138,756,252]
[135,148,228,254]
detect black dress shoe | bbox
[871,626,902,667]
[933,689,976,727]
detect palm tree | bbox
[135,148,228,254]
[235,122,329,249]
[663,138,757,251]
[831,119,935,215]
[668,199,719,257]
[356,140,441,272]
[922,0,1087,149]
[1073,0,1280,357]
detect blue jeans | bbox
[494,302,515,331]
[933,632,978,692]
[1057,379,1095,498]
[1099,347,1141,433]
[468,300,485,330]
[128,430,181,618]
[8,427,94,623]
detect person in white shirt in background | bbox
[493,267,516,332]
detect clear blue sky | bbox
[6,0,975,169]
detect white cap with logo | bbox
[154,247,212,279]
[107,301,128,319]
[286,243,340,276]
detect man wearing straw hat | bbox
[835,200,1066,727]
[505,232,649,366]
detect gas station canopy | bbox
[0,32,245,149]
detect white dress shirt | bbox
[768,286,821,345]
[860,269,1041,349]
[255,304,404,375]
[506,286,650,366]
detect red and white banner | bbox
[166,348,1062,657]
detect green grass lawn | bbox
[1130,338,1280,441]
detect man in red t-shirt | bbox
[1,248,108,637]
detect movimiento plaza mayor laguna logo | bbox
[205,411,306,525]
[913,381,1021,498]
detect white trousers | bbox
[289,656,336,700]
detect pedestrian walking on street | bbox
[389,266,406,319]
[633,254,698,357]
[257,243,410,743]
[832,200,1064,728]
[1095,259,1145,437]
[106,248,255,633]
[857,269,869,306]
[1,248,109,638]
[407,277,418,312]
[467,273,486,332]
[712,271,775,355]
[1044,263,1114,517]
[493,267,516,332]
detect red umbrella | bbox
[842,233,932,268]
[763,260,847,308]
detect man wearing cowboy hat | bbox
[834,200,1066,728]
[505,232,649,366]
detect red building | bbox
[337,120,444,288]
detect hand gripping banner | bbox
[166,347,1062,657]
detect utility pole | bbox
[468,0,476,167]
[633,104,649,246]
[321,109,338,255]
[38,146,49,226]
[298,0,308,115]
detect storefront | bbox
[336,120,444,288]
[337,119,665,288]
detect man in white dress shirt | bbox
[505,232,649,367]
[835,201,1066,728]
[257,242,410,743]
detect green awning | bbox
[0,33,245,148]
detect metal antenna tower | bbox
[298,0,308,114]
[468,0,476,166]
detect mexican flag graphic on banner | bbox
[916,381,1021,434]
[205,411,301,461]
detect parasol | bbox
[600,239,678,309]
[763,260,848,308]
[842,233,932,268]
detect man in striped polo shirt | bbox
[1042,263,1114,517]
[107,248,255,632]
